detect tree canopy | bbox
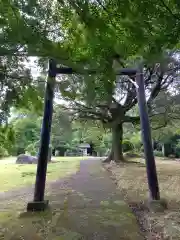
[1,0,180,161]
[1,0,180,62]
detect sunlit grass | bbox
[0,156,142,240]
[0,157,86,192]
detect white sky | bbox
[27,57,67,105]
[26,57,41,78]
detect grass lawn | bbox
[104,157,180,239]
[0,157,89,240]
[0,157,85,192]
[0,157,144,240]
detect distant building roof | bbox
[78,143,90,148]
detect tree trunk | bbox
[112,123,124,162]
[103,148,113,163]
[103,123,124,163]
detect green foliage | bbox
[1,0,180,62]
[9,108,72,156]
[9,108,111,157]
[11,114,41,154]
[1,0,180,160]
[174,140,180,158]
[51,106,73,149]
[0,125,15,157]
[151,89,180,143]
[1,0,179,107]
[174,148,180,158]
[25,141,39,156]
[0,56,44,123]
[153,150,164,157]
[129,132,142,151]
[122,140,134,152]
[0,145,8,158]
[71,120,111,154]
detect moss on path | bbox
[0,159,143,240]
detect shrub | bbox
[122,140,134,152]
[26,141,48,156]
[130,132,142,151]
[0,146,9,158]
[174,148,180,158]
[153,150,164,157]
[25,143,37,156]
[174,140,180,158]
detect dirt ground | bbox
[103,158,180,240]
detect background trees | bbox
[2,108,111,158]
[1,0,180,161]
[10,112,41,155]
[0,56,44,123]
[51,106,73,155]
[0,124,14,157]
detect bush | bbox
[0,146,9,158]
[174,140,180,158]
[153,150,164,157]
[122,140,134,152]
[130,132,142,151]
[174,148,180,158]
[25,143,37,156]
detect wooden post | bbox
[27,59,56,211]
[136,66,160,200]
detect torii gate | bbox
[27,59,160,211]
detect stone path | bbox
[0,159,143,239]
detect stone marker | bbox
[16,152,52,164]
[16,154,37,164]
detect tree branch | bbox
[159,0,178,20]
[152,121,168,130]
[147,72,164,105]
[64,101,111,122]
[123,84,137,111]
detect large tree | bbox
[1,0,180,162]
[59,52,180,162]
